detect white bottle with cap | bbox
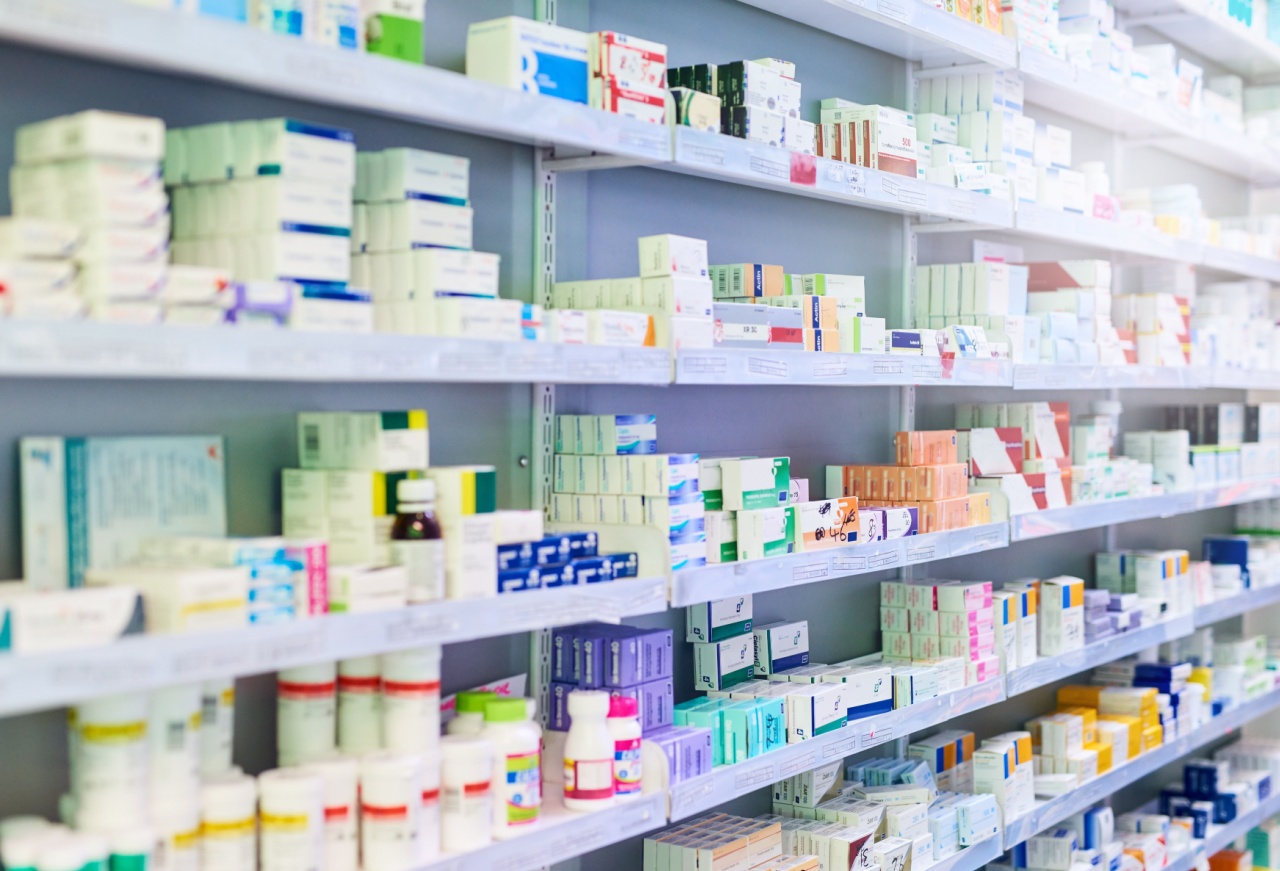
[389,478,445,604]
[200,775,256,871]
[381,646,442,755]
[277,663,336,767]
[439,736,492,853]
[359,752,421,871]
[480,698,541,839]
[336,657,381,756]
[257,769,324,871]
[299,757,358,871]
[562,691,614,811]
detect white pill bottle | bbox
[439,736,493,853]
[562,691,614,811]
[480,699,541,839]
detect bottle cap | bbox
[566,689,610,717]
[608,696,639,719]
[397,478,435,504]
[483,699,528,723]
[454,691,498,714]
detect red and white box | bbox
[959,427,1024,476]
[590,31,668,90]
[940,631,995,662]
[1008,401,1070,462]
[940,608,995,638]
[968,654,1001,685]
[1019,259,1112,291]
[590,76,666,125]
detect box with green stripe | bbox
[693,635,754,691]
[297,410,428,471]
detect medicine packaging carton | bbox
[639,234,709,279]
[792,498,859,550]
[0,584,144,653]
[86,565,248,633]
[722,457,790,510]
[465,16,589,103]
[328,565,408,613]
[16,111,166,165]
[786,683,847,742]
[21,435,228,589]
[297,410,428,471]
[694,635,754,691]
[363,0,426,62]
[687,594,753,643]
[738,507,796,560]
[753,620,810,673]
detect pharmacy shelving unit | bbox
[0,577,668,717]
[3,1,1280,869]
[1162,788,1280,871]
[0,321,675,384]
[1002,687,1280,848]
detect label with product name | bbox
[614,737,643,796]
[564,757,614,800]
[502,750,542,826]
[390,538,445,602]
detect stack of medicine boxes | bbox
[550,233,713,350]
[548,621,676,736]
[1037,576,1085,656]
[828,430,984,535]
[961,402,1074,516]
[973,730,1036,823]
[589,31,669,125]
[167,117,361,314]
[912,261,1034,363]
[1026,259,1127,367]
[1096,549,1192,623]
[351,148,512,339]
[881,580,999,690]
[715,59,805,151]
[709,265,872,354]
[704,455,798,562]
[0,214,81,318]
[11,110,226,322]
[909,730,977,792]
[551,413,708,572]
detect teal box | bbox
[756,697,786,753]
[200,0,247,20]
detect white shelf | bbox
[1113,0,1280,79]
[674,348,1013,387]
[665,128,1014,226]
[0,577,667,717]
[420,790,666,871]
[1202,244,1280,282]
[1008,479,1280,542]
[1006,615,1195,697]
[1202,368,1280,390]
[668,679,1005,821]
[1196,583,1280,626]
[735,0,1017,68]
[1163,789,1280,871]
[0,0,672,163]
[1002,686,1280,848]
[0,322,674,385]
[1012,364,1198,391]
[1019,50,1280,187]
[670,524,1007,607]
[1013,204,1198,261]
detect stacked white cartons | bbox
[12,111,176,323]
[992,590,1025,675]
[351,148,518,340]
[0,216,83,320]
[637,234,713,350]
[1112,291,1190,367]
[1021,260,1123,365]
[589,32,669,126]
[1122,429,1196,492]
[816,100,917,180]
[1039,576,1084,656]
[913,261,1032,362]
[937,582,999,686]
[1058,0,1135,80]
[974,732,1035,822]
[169,118,370,330]
[1002,0,1066,59]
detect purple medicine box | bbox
[610,677,674,732]
[606,627,674,687]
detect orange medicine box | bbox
[968,492,991,525]
[1208,850,1252,871]
[913,464,968,500]
[895,430,958,466]
[940,495,970,530]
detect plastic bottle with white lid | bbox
[149,685,202,801]
[381,646,441,754]
[562,691,615,811]
[390,478,445,603]
[480,699,541,838]
[359,752,422,871]
[445,691,497,736]
[151,802,199,871]
[257,769,324,871]
[36,842,84,871]
[71,694,149,830]
[3,828,60,871]
[439,736,492,853]
[108,827,154,871]
[200,775,257,871]
[606,695,643,800]
[200,678,236,778]
[74,833,110,871]
[418,753,441,863]
[277,663,336,766]
[298,756,357,871]
[336,657,381,756]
